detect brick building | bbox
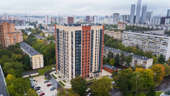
[0,22,23,47]
[67,17,74,24]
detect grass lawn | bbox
[156,91,162,96]
[38,65,55,75]
[59,81,65,87]
[52,74,57,79]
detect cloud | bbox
[0,0,169,16]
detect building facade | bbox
[20,42,44,69]
[131,55,153,69]
[122,31,170,60]
[141,5,147,24]
[145,11,152,24]
[67,17,74,24]
[55,24,104,81]
[150,16,161,25]
[113,13,120,24]
[136,0,142,24]
[167,9,170,17]
[130,4,136,24]
[0,65,8,96]
[0,22,23,47]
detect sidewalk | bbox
[50,71,71,89]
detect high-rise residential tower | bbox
[167,9,170,17]
[130,4,136,24]
[141,5,147,24]
[135,0,142,24]
[145,11,152,24]
[55,24,104,81]
[113,13,120,24]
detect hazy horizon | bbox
[0,0,169,16]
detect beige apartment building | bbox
[20,42,44,69]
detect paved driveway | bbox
[33,76,57,96]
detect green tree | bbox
[26,89,38,96]
[6,74,31,96]
[151,64,165,84]
[109,59,115,66]
[90,77,112,96]
[57,88,67,96]
[158,55,165,64]
[114,68,155,96]
[120,53,125,65]
[71,77,87,96]
[108,52,113,58]
[125,56,132,66]
[167,58,170,65]
[115,54,120,67]
[3,62,23,77]
[103,57,109,64]
[152,56,158,64]
[57,88,79,96]
[133,68,155,96]
[114,68,134,95]
[163,64,170,76]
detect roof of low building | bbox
[20,42,41,56]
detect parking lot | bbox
[30,75,57,96]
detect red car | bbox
[47,84,51,87]
[40,93,45,96]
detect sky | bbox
[0,0,169,16]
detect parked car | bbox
[44,80,49,83]
[36,86,41,89]
[47,83,52,87]
[50,87,56,91]
[40,93,45,96]
[35,87,40,91]
[37,90,42,94]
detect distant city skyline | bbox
[0,0,169,16]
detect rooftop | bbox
[57,24,102,27]
[104,47,150,60]
[124,31,169,37]
[20,42,40,56]
[103,64,119,70]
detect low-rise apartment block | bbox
[122,31,170,60]
[131,55,153,69]
[104,30,122,40]
[104,47,153,68]
[20,42,44,69]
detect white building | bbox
[165,18,170,25]
[150,16,161,25]
[122,31,170,60]
[131,55,153,68]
